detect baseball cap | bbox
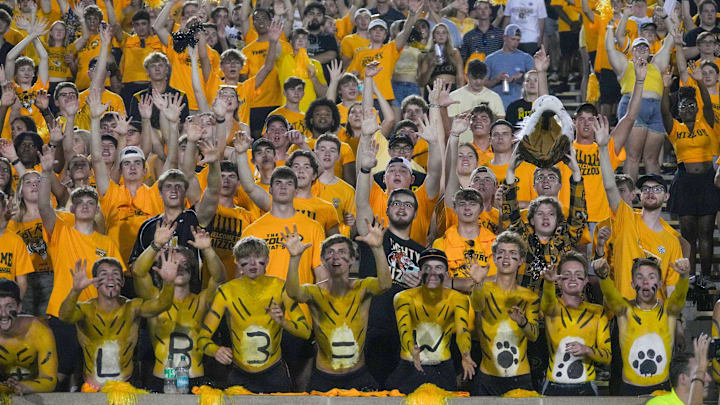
[388,133,414,148]
[636,174,666,190]
[264,114,290,131]
[368,18,388,31]
[632,37,651,48]
[128,121,142,132]
[354,7,371,18]
[387,157,412,171]
[0,279,20,303]
[119,146,145,163]
[418,248,448,268]
[504,24,521,37]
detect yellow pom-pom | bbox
[100,381,148,405]
[502,389,542,398]
[597,0,613,21]
[406,383,459,405]
[224,385,254,395]
[587,72,600,103]
[144,0,165,9]
[193,385,226,405]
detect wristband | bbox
[360,167,371,174]
[691,378,706,385]
[215,117,226,124]
[428,103,440,108]
[11,158,20,166]
[451,278,455,290]
[518,318,528,328]
[150,241,161,251]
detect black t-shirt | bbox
[128,85,190,129]
[505,98,533,127]
[683,26,720,48]
[308,32,339,81]
[129,208,202,291]
[369,6,406,27]
[358,230,424,336]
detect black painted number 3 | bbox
[246,331,270,364]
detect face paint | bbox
[9,310,17,318]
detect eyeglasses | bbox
[389,200,414,208]
[640,185,665,194]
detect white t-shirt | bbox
[448,86,506,138]
[505,0,548,43]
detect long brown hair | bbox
[13,171,40,223]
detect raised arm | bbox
[89,88,112,196]
[189,47,211,113]
[138,249,177,317]
[596,115,621,213]
[254,19,283,89]
[581,0,595,22]
[131,221,176,299]
[103,0,124,43]
[194,138,221,227]
[605,23,629,77]
[661,70,675,134]
[595,258,628,316]
[356,218,392,291]
[612,55,647,152]
[540,268,560,316]
[354,116,380,236]
[373,78,396,138]
[233,131,272,211]
[5,17,46,79]
[533,46,550,96]
[58,260,92,323]
[282,225,313,303]
[38,145,58,238]
[325,59,342,101]
[155,92,184,173]
[666,258,690,315]
[32,32,49,85]
[614,8,631,49]
[444,114,469,209]
[152,0,179,46]
[423,79,446,200]
[395,1,422,50]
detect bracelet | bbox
[150,241,161,251]
[450,132,460,137]
[518,318,528,328]
[360,167,371,174]
[691,377,706,385]
[215,117,226,124]
[428,103,440,108]
[11,158,20,166]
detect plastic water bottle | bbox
[176,355,189,394]
[434,44,445,64]
[502,78,510,94]
[163,354,177,393]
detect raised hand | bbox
[138,94,153,120]
[268,17,283,42]
[88,87,110,119]
[233,130,253,153]
[540,265,559,283]
[187,226,212,250]
[0,82,16,107]
[71,259,95,292]
[0,139,18,162]
[212,95,229,118]
[328,59,342,83]
[197,137,221,164]
[508,306,527,327]
[48,119,63,145]
[632,55,647,82]
[596,226,611,247]
[416,113,435,142]
[280,225,312,257]
[287,130,307,147]
[670,258,691,278]
[592,115,610,147]
[438,80,459,108]
[28,18,50,37]
[185,115,203,143]
[450,112,470,135]
[592,258,610,279]
[468,258,489,284]
[533,45,550,73]
[99,21,113,44]
[358,138,379,171]
[365,61,382,78]
[156,248,180,283]
[35,90,49,111]
[265,298,285,327]
[113,113,132,137]
[153,220,177,247]
[355,217,385,247]
[38,144,56,172]
[361,112,381,137]
[694,333,710,371]
[162,92,186,123]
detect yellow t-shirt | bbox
[471,281,540,377]
[75,89,126,131]
[347,41,401,100]
[276,49,327,112]
[0,231,34,281]
[482,160,537,203]
[668,118,718,163]
[73,34,107,91]
[620,62,664,95]
[340,33,371,61]
[293,195,341,233]
[444,207,501,235]
[0,317,57,393]
[46,215,125,317]
[7,218,53,273]
[610,201,681,300]
[541,280,611,383]
[100,181,164,265]
[432,225,496,277]
[311,179,356,237]
[44,42,73,81]
[292,137,356,180]
[119,34,166,83]
[240,40,294,109]
[3,80,49,143]
[575,139,626,222]
[268,106,311,137]
[240,212,324,285]
[208,204,258,280]
[394,286,472,363]
[166,37,220,110]
[198,276,310,373]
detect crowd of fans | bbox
[0,0,717,401]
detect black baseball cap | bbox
[418,248,448,268]
[388,133,414,148]
[264,114,290,131]
[636,174,667,190]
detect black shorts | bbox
[47,316,80,375]
[386,359,456,394]
[470,370,533,396]
[598,69,622,105]
[619,380,670,396]
[308,366,378,392]
[146,375,209,393]
[667,164,720,216]
[249,106,279,133]
[559,31,580,57]
[541,380,599,396]
[226,360,293,393]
